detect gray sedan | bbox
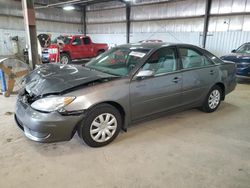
[15,43,237,147]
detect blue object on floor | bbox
[0,69,7,93]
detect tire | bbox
[60,53,71,64]
[77,104,122,147]
[201,85,222,113]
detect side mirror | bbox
[231,49,236,53]
[136,70,154,79]
[72,42,78,46]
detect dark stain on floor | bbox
[6,138,12,143]
[4,112,14,116]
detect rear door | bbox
[130,47,183,120]
[178,46,219,106]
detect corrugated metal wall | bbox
[130,0,205,20]
[1,0,250,57]
[206,31,250,56]
[0,28,80,56]
[86,0,250,57]
[0,0,82,55]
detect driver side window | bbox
[142,47,177,75]
[72,37,82,45]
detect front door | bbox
[130,47,183,120]
[81,37,94,58]
[71,36,83,59]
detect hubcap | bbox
[90,113,117,143]
[61,56,68,64]
[208,89,220,109]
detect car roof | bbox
[118,42,201,50]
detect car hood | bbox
[24,64,117,96]
[221,53,250,63]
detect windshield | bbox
[236,44,250,54]
[52,36,72,44]
[85,47,150,76]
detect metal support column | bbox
[22,0,40,69]
[82,6,87,36]
[202,0,212,48]
[126,3,131,44]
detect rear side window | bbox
[179,48,214,69]
[142,47,177,75]
[83,37,91,45]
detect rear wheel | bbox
[60,53,71,64]
[201,85,222,113]
[77,104,122,147]
[96,50,105,56]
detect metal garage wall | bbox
[131,18,204,33]
[89,34,126,47]
[86,0,250,57]
[88,32,201,48]
[130,32,201,46]
[0,0,82,56]
[206,31,250,57]
[0,28,81,56]
[86,0,204,47]
[86,2,126,46]
[0,0,82,23]
[0,15,82,56]
[206,0,250,56]
[130,0,205,20]
[87,8,125,23]
[210,0,250,14]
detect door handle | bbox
[210,70,215,75]
[172,77,181,83]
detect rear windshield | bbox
[236,44,250,54]
[52,36,72,44]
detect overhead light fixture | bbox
[63,5,75,11]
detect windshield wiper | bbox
[84,65,121,77]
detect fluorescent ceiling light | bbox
[63,5,75,11]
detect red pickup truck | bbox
[41,35,108,64]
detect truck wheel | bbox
[97,50,105,56]
[60,53,71,64]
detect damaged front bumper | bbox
[15,95,84,143]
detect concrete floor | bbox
[0,84,250,188]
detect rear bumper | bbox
[15,98,84,143]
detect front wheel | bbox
[201,85,222,113]
[60,53,71,64]
[77,104,122,147]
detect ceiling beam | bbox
[34,0,117,9]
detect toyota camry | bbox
[15,43,237,147]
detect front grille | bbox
[237,63,250,68]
